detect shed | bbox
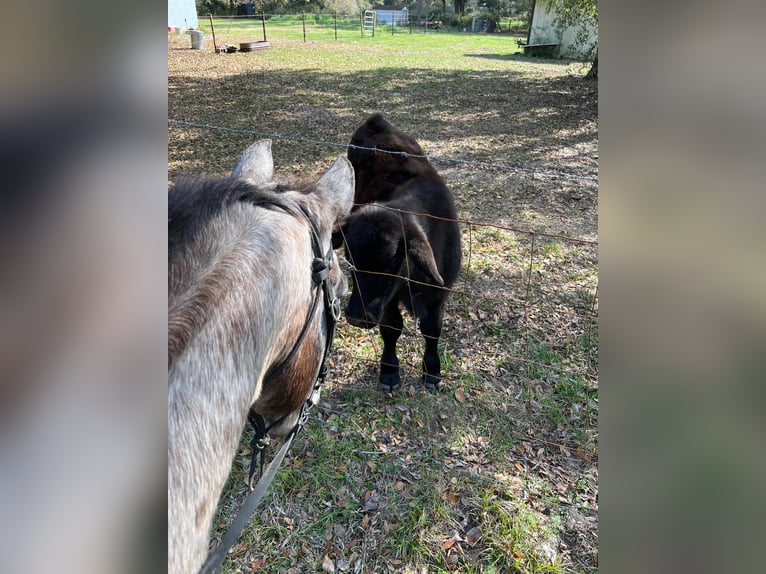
[526,0,597,59]
[168,0,199,30]
[372,5,409,27]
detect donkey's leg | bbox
[419,303,445,392]
[379,301,403,393]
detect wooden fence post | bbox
[208,13,217,52]
[334,13,337,40]
[302,11,307,43]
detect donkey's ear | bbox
[232,140,274,184]
[404,219,444,287]
[315,156,355,223]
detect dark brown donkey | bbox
[168,141,354,574]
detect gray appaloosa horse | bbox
[168,141,354,574]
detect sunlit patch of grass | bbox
[475,488,566,574]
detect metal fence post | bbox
[261,12,267,42]
[302,11,306,43]
[334,13,337,40]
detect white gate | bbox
[362,10,375,37]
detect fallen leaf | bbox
[576,447,593,463]
[442,539,456,550]
[250,557,268,572]
[514,462,525,473]
[362,514,369,530]
[464,526,481,545]
[454,389,465,403]
[394,481,406,491]
[230,541,248,557]
[388,558,403,565]
[322,553,336,573]
[363,490,380,511]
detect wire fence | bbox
[168,118,599,451]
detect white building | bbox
[372,5,409,27]
[527,0,597,59]
[168,0,199,30]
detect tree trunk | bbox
[585,51,598,79]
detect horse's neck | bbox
[168,209,312,574]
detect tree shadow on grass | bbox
[464,52,577,66]
[168,66,596,180]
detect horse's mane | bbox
[167,175,314,369]
[168,176,311,265]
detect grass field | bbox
[169,28,597,574]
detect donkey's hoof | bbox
[423,374,443,393]
[380,372,400,394]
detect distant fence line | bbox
[182,12,528,42]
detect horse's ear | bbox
[232,140,274,184]
[315,156,355,223]
[404,218,444,287]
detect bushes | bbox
[197,0,234,16]
[450,14,473,29]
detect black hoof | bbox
[423,374,443,393]
[380,372,400,394]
